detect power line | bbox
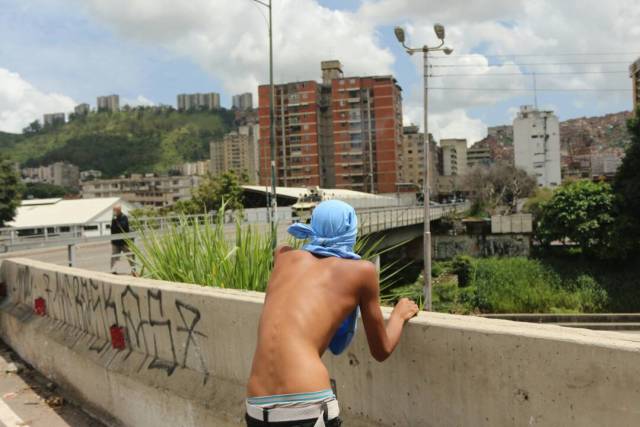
[430,70,630,77]
[429,51,640,59]
[428,87,631,92]
[432,61,633,68]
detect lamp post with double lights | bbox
[251,0,278,249]
[394,24,453,311]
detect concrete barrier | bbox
[2,258,640,426]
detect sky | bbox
[0,0,638,143]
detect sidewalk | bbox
[0,340,103,427]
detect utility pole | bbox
[268,0,277,249]
[395,24,453,311]
[251,0,278,250]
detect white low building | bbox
[5,197,135,238]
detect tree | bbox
[22,120,42,135]
[463,162,537,216]
[536,180,614,255]
[611,110,640,258]
[23,182,77,199]
[523,187,554,223]
[176,171,248,215]
[0,160,21,226]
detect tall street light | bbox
[394,24,453,311]
[251,0,278,249]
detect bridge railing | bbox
[357,203,467,235]
[0,203,468,264]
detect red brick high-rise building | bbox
[258,61,403,193]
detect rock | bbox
[45,396,64,407]
[5,362,23,374]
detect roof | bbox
[242,186,396,201]
[8,197,127,229]
[242,186,308,199]
[20,198,63,206]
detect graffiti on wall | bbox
[11,265,209,383]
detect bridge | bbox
[0,204,466,273]
[0,258,639,426]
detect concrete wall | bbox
[2,258,640,427]
[433,234,531,260]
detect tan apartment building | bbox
[43,113,65,127]
[22,162,80,189]
[210,125,259,183]
[177,93,221,111]
[81,174,200,207]
[440,139,468,176]
[398,125,439,192]
[467,144,492,169]
[74,103,90,116]
[97,95,119,112]
[232,93,253,111]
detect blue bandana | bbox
[288,200,360,355]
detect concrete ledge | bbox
[2,258,640,426]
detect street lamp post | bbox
[251,0,278,249]
[394,24,453,311]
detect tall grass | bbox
[130,207,407,295]
[130,207,273,291]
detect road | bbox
[1,242,120,274]
[0,340,103,427]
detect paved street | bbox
[0,340,103,427]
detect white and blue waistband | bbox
[247,389,335,407]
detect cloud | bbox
[76,0,395,96]
[48,0,640,143]
[403,103,487,144]
[367,0,639,139]
[122,95,155,107]
[0,68,76,133]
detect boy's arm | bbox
[359,262,419,362]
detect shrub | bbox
[130,207,273,291]
[431,262,444,278]
[571,275,608,313]
[451,255,475,287]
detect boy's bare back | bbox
[247,246,418,397]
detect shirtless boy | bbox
[246,200,419,426]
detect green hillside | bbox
[0,107,234,177]
[0,131,25,153]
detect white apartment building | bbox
[440,139,468,177]
[177,160,210,177]
[513,106,561,187]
